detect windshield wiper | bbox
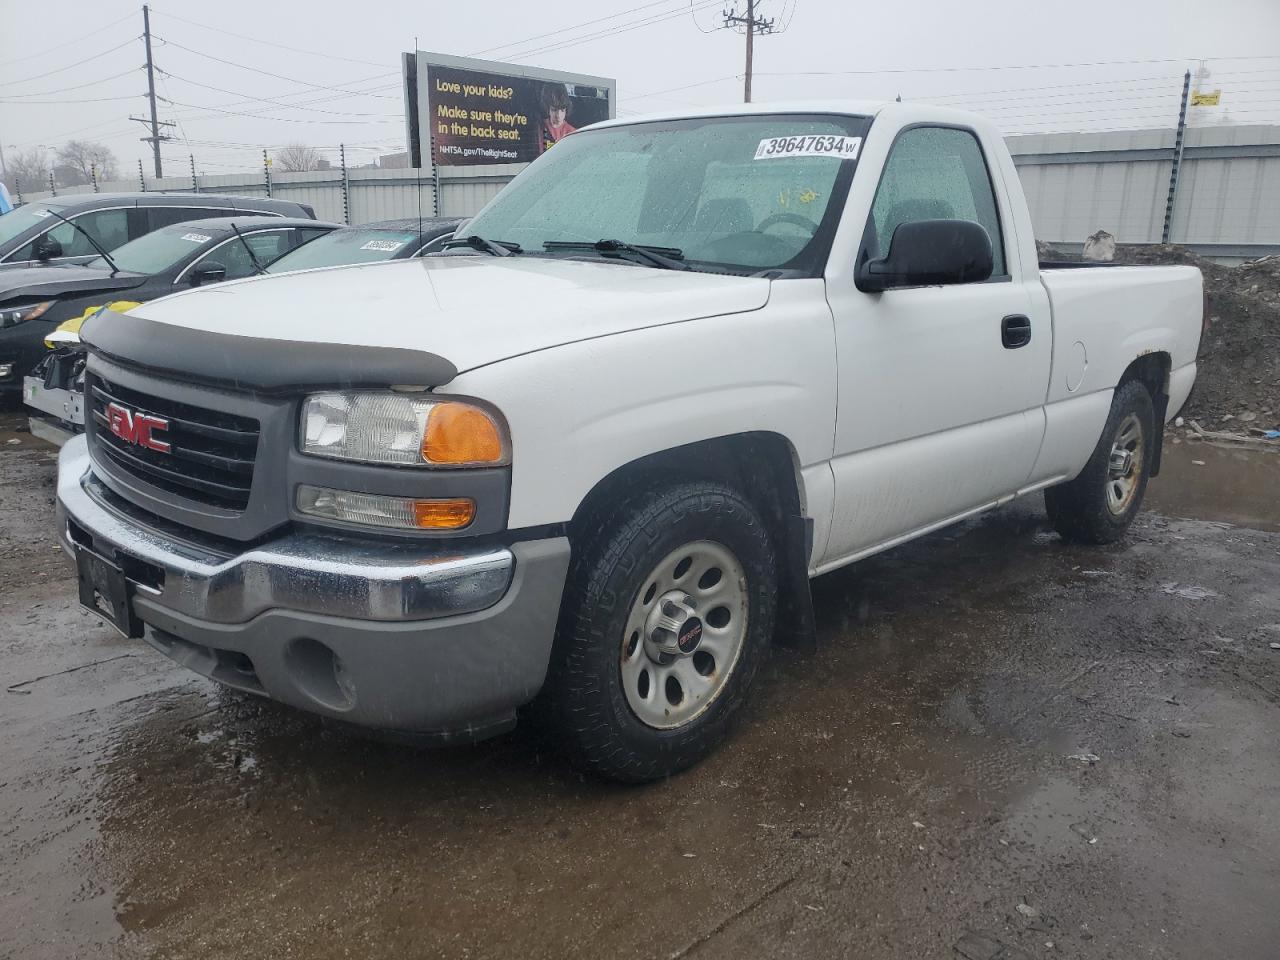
[46,209,120,276]
[543,239,688,271]
[442,235,521,257]
[229,222,267,275]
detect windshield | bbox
[456,113,870,275]
[0,204,63,248]
[267,227,420,273]
[86,224,221,274]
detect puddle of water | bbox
[1145,440,1280,533]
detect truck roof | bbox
[591,99,998,133]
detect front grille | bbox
[88,373,260,510]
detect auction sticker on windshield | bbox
[180,233,212,243]
[754,135,861,160]
[360,239,404,252]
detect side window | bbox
[293,227,330,248]
[867,127,1005,277]
[11,208,131,260]
[198,230,293,280]
[146,206,213,231]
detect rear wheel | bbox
[1045,379,1156,544]
[541,481,777,783]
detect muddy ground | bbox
[2,413,1279,960]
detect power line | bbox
[9,118,134,150]
[472,0,690,56]
[162,77,402,123]
[156,67,401,117]
[0,37,140,87]
[490,0,723,61]
[148,7,393,68]
[0,68,143,99]
[0,94,141,105]
[627,74,741,101]
[0,12,136,67]
[751,53,1280,80]
[150,36,399,98]
[157,96,399,126]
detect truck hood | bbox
[129,255,771,373]
[0,264,147,304]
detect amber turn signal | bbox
[413,498,477,529]
[422,402,507,465]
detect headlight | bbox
[0,301,52,330]
[300,391,509,467]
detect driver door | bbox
[819,124,1051,566]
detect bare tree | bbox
[54,140,119,186]
[3,147,52,196]
[274,144,322,172]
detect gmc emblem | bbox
[105,402,171,453]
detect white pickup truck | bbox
[56,101,1202,781]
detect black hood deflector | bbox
[80,310,457,394]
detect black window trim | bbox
[857,120,1012,288]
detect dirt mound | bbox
[1041,244,1279,426]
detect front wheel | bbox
[1045,379,1156,544]
[540,481,777,783]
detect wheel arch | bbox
[1118,351,1171,475]
[568,431,817,650]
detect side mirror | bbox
[857,219,993,293]
[34,236,63,261]
[189,261,227,286]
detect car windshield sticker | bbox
[33,209,53,218]
[180,233,213,243]
[360,239,405,252]
[754,135,862,161]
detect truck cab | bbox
[54,101,1202,782]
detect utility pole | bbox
[1161,70,1191,245]
[131,6,175,175]
[142,5,162,178]
[723,0,775,103]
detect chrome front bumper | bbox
[55,435,514,624]
[55,435,573,736]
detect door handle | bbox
[1001,314,1032,349]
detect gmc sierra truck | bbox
[55,101,1203,782]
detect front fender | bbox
[439,282,837,530]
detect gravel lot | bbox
[2,412,1278,960]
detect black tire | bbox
[1044,379,1156,544]
[539,480,777,783]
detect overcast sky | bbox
[2,0,1278,179]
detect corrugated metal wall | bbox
[1008,124,1280,255]
[14,124,1280,257]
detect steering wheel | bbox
[756,212,820,236]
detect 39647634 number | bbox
[753,135,862,161]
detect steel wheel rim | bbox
[619,540,749,730]
[1105,412,1144,515]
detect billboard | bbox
[403,51,615,167]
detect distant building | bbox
[379,152,409,169]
